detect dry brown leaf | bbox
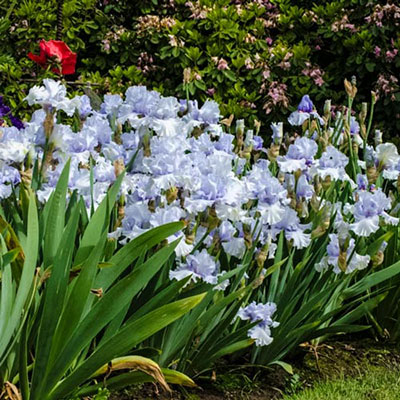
[4,382,21,400]
[93,355,171,393]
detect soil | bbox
[107,336,400,400]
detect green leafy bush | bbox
[1,0,400,138]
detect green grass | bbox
[284,367,400,400]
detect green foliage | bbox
[251,228,400,365]
[2,0,400,138]
[0,163,204,399]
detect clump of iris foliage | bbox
[1,78,400,399]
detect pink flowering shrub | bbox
[1,0,400,138]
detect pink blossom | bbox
[278,61,291,70]
[185,1,208,19]
[314,77,324,86]
[217,58,229,70]
[374,46,381,57]
[101,39,110,52]
[245,57,254,70]
[302,64,325,86]
[262,81,289,114]
[245,34,256,44]
[366,3,400,27]
[278,52,293,70]
[375,73,398,98]
[137,52,155,74]
[168,34,184,47]
[240,100,256,109]
[206,88,216,96]
[386,48,398,62]
[331,15,358,32]
[262,69,271,79]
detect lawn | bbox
[285,367,400,400]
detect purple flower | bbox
[287,137,317,162]
[0,165,21,185]
[253,135,264,151]
[83,115,112,145]
[296,174,314,200]
[237,301,279,346]
[78,95,92,119]
[150,97,180,119]
[257,178,286,205]
[288,95,324,126]
[125,86,161,115]
[270,122,283,145]
[121,131,140,150]
[351,189,398,236]
[10,115,24,130]
[271,208,311,249]
[354,190,390,218]
[94,158,116,183]
[100,94,123,115]
[178,99,188,113]
[198,100,220,124]
[0,97,11,117]
[319,146,348,169]
[314,146,349,180]
[356,174,368,191]
[350,117,360,135]
[277,137,318,172]
[316,233,370,274]
[169,249,219,285]
[0,97,24,129]
[297,95,314,113]
[0,184,12,199]
[218,220,236,242]
[214,133,234,153]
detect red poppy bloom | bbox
[28,40,77,75]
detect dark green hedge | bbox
[1,0,400,137]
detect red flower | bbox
[28,40,77,75]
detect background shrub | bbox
[1,0,400,138]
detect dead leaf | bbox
[93,355,171,392]
[4,382,21,400]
